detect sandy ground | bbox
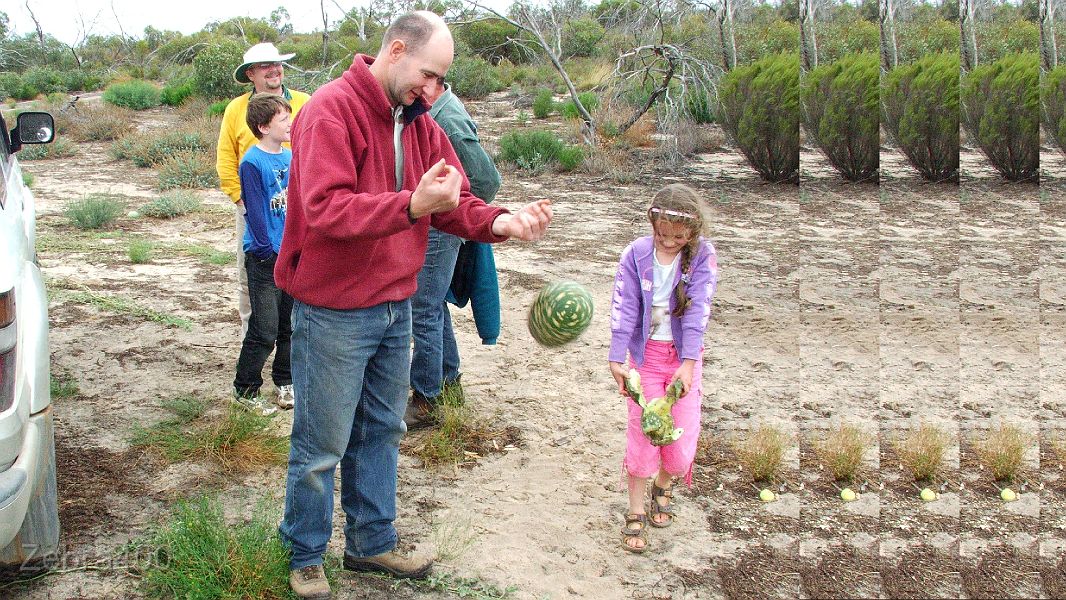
[2,99,1064,599]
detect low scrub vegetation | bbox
[18,137,77,160]
[157,150,218,190]
[974,423,1030,482]
[65,194,124,229]
[734,423,790,483]
[894,423,951,482]
[139,190,203,218]
[140,495,298,600]
[814,424,869,482]
[103,79,162,110]
[497,129,583,172]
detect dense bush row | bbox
[802,53,879,182]
[719,53,799,183]
[961,53,1038,182]
[882,53,959,183]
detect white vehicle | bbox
[0,111,59,569]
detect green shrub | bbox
[193,40,245,100]
[140,190,202,218]
[498,128,567,171]
[533,88,555,119]
[718,53,799,183]
[61,69,104,93]
[206,100,229,117]
[128,240,153,264]
[65,104,135,142]
[161,79,196,106]
[1043,64,1066,156]
[560,92,598,120]
[882,52,959,183]
[21,170,34,187]
[66,194,124,229]
[562,17,605,58]
[801,52,879,182]
[961,53,1038,182]
[22,67,65,96]
[18,138,77,161]
[557,145,584,171]
[157,150,218,190]
[685,90,715,124]
[112,130,212,167]
[456,19,533,65]
[0,73,29,101]
[140,496,296,600]
[447,55,504,100]
[103,79,162,110]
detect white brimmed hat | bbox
[233,43,296,84]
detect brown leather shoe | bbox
[403,394,436,430]
[343,549,433,579]
[290,564,331,599]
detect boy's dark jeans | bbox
[234,253,293,396]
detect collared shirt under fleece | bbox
[216,86,310,203]
[609,235,719,367]
[275,54,510,310]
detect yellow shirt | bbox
[215,87,311,203]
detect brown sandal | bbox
[621,513,648,553]
[650,482,675,528]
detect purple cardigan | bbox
[609,235,718,366]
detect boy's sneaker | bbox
[232,390,278,416]
[289,564,330,599]
[276,384,295,410]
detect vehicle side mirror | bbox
[10,112,55,153]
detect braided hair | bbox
[647,184,705,318]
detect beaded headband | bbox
[648,207,698,220]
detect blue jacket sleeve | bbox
[467,242,500,345]
[239,161,275,259]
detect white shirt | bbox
[650,252,680,341]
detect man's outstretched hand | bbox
[491,199,553,241]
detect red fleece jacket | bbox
[275,55,509,309]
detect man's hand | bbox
[491,199,553,241]
[409,159,462,219]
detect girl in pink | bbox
[609,184,718,553]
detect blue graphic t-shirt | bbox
[239,145,291,258]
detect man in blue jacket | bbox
[406,81,502,428]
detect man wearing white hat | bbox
[216,42,310,409]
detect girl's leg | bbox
[622,474,648,551]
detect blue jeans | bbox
[234,253,292,395]
[410,228,462,399]
[279,299,411,569]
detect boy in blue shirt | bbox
[233,94,295,414]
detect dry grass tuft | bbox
[581,145,641,184]
[131,400,287,474]
[975,423,1030,482]
[814,424,868,482]
[894,423,951,482]
[408,386,517,468]
[733,424,790,483]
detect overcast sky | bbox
[5,0,511,46]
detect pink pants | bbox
[624,340,703,485]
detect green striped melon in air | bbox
[527,281,594,347]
